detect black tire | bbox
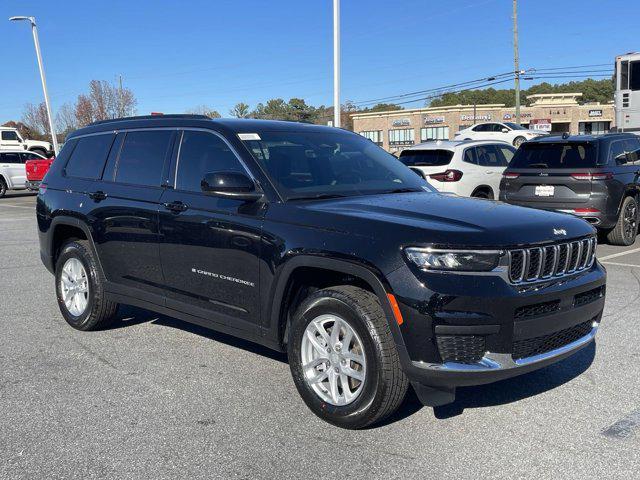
[513,136,526,147]
[472,188,493,200]
[607,196,638,246]
[288,285,408,429]
[0,177,6,198]
[55,240,119,330]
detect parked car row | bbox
[0,150,52,197]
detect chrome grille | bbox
[508,237,596,284]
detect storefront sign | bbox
[423,115,445,124]
[588,109,603,117]
[391,118,411,127]
[530,118,552,132]
[503,112,532,120]
[460,114,492,121]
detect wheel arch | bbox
[267,256,404,351]
[471,185,494,198]
[49,216,105,276]
[615,186,640,216]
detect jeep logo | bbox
[553,228,567,236]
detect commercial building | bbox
[352,93,614,153]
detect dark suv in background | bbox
[500,133,640,245]
[37,115,606,429]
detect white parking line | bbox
[601,261,640,268]
[598,246,640,261]
[0,204,34,210]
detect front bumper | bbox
[387,260,606,389]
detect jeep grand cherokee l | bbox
[500,133,640,246]
[37,115,606,429]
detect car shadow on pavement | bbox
[432,341,596,419]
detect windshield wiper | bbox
[287,193,350,201]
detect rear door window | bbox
[475,144,509,167]
[1,152,23,163]
[175,130,245,192]
[65,134,115,179]
[399,149,453,167]
[115,130,173,187]
[509,143,598,169]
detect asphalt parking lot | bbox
[1,192,639,479]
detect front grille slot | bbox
[508,237,596,284]
[436,335,486,364]
[512,319,595,360]
[574,286,605,308]
[514,299,560,319]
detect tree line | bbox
[3,77,614,142]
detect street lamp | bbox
[333,0,340,128]
[10,16,59,155]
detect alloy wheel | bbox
[300,314,367,406]
[60,258,89,316]
[623,201,637,241]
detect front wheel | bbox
[512,136,526,147]
[0,177,7,198]
[288,286,408,429]
[607,196,638,246]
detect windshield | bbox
[509,142,598,169]
[503,122,528,130]
[241,130,430,200]
[399,149,453,167]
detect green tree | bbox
[230,102,250,118]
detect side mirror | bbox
[501,128,509,133]
[201,171,263,201]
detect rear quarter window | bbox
[399,149,453,167]
[65,134,115,179]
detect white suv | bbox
[399,140,515,199]
[0,127,52,157]
[454,122,547,147]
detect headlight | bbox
[405,247,503,271]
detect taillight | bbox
[503,172,520,179]
[429,169,463,182]
[573,208,601,214]
[571,172,613,181]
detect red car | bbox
[25,152,54,191]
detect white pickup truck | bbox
[0,127,52,157]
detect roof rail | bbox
[88,114,211,126]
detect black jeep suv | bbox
[37,115,606,429]
[500,133,640,246]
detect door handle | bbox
[163,201,189,213]
[88,190,107,201]
[485,171,494,174]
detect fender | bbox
[47,215,106,278]
[265,254,407,352]
[616,186,640,216]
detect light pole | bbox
[512,0,520,125]
[333,0,341,128]
[10,16,59,155]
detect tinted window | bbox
[472,124,488,132]
[21,152,45,161]
[631,61,640,91]
[476,144,509,167]
[176,131,244,192]
[625,137,640,164]
[115,130,173,187]
[510,142,598,169]
[2,130,19,141]
[463,148,478,164]
[399,149,453,167]
[503,122,527,131]
[1,152,23,163]
[609,140,628,165]
[241,131,427,200]
[65,134,114,179]
[499,146,516,163]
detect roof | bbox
[403,139,511,151]
[528,132,637,143]
[71,115,340,139]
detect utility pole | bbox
[333,0,341,128]
[512,0,520,125]
[10,16,59,155]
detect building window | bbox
[420,126,450,141]
[359,130,383,146]
[579,121,610,135]
[388,128,414,146]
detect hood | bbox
[25,139,51,148]
[293,192,594,248]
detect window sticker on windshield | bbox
[238,133,261,141]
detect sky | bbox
[1,0,638,123]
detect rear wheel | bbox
[288,286,408,429]
[55,240,119,330]
[513,136,526,147]
[472,188,493,200]
[607,196,638,246]
[0,177,6,198]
